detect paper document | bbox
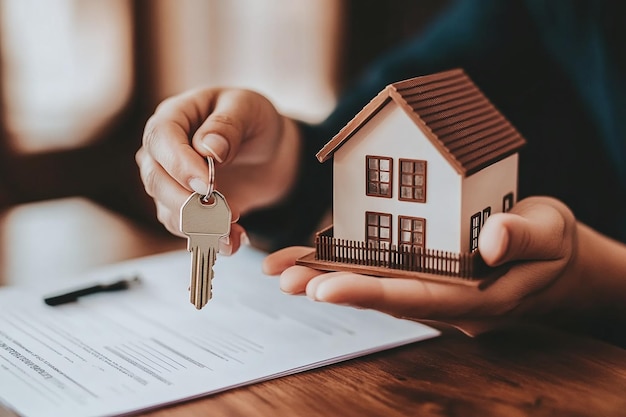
[0,247,439,417]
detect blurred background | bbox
[0,0,447,284]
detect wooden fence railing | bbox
[315,227,487,279]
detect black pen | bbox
[43,275,142,306]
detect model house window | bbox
[366,156,393,198]
[399,159,427,202]
[470,212,481,251]
[482,207,491,225]
[503,192,514,212]
[366,212,392,248]
[398,216,425,250]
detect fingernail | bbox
[314,287,325,301]
[240,232,250,246]
[495,226,510,263]
[314,282,332,302]
[189,178,208,195]
[279,285,294,295]
[306,286,318,301]
[481,224,509,266]
[201,134,229,163]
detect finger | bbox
[137,151,192,209]
[230,205,241,224]
[191,90,281,165]
[479,197,573,266]
[154,202,184,237]
[262,246,315,276]
[190,91,244,164]
[143,94,216,195]
[480,259,566,312]
[306,273,491,319]
[419,318,511,337]
[303,271,353,300]
[218,223,247,256]
[136,151,189,236]
[280,266,325,294]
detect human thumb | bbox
[478,197,573,266]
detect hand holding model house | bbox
[138,69,626,327]
[296,69,526,283]
[271,70,585,322]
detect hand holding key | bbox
[180,167,232,309]
[136,88,301,241]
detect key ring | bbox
[202,156,215,203]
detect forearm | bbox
[574,222,626,320]
[215,115,301,216]
[534,221,626,346]
[239,120,333,251]
[529,222,626,347]
[262,116,302,209]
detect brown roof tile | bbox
[316,69,526,176]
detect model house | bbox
[297,69,526,282]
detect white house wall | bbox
[333,101,463,253]
[460,154,519,253]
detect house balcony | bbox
[310,225,491,283]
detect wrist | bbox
[543,222,626,328]
[268,116,302,204]
[238,120,333,250]
[541,222,626,346]
[575,223,626,317]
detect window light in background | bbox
[151,0,343,123]
[0,0,133,154]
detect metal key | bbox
[180,191,231,309]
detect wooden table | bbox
[1,198,625,417]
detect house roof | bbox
[316,69,527,176]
